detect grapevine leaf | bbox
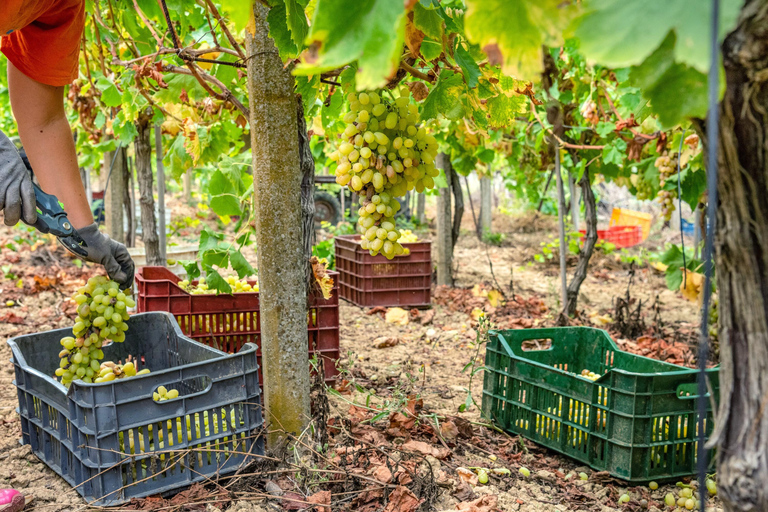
[454,40,481,88]
[286,0,310,50]
[154,74,206,104]
[182,261,201,280]
[297,0,407,90]
[596,121,616,138]
[464,0,573,81]
[663,167,707,210]
[574,0,742,73]
[421,70,467,121]
[434,169,449,188]
[420,38,442,61]
[629,33,708,127]
[208,170,237,196]
[487,94,526,129]
[204,267,232,294]
[210,195,242,217]
[321,89,344,133]
[202,249,229,270]
[199,228,225,254]
[95,76,122,107]
[413,2,443,40]
[296,75,320,114]
[602,139,626,166]
[476,148,495,164]
[218,0,252,32]
[267,0,299,60]
[229,250,256,279]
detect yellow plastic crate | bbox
[610,208,652,241]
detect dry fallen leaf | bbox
[401,440,451,459]
[372,465,393,484]
[651,261,669,272]
[373,336,400,349]
[487,289,503,307]
[307,490,331,512]
[456,495,500,512]
[382,486,423,512]
[471,308,485,321]
[386,307,410,325]
[588,311,613,326]
[456,467,479,486]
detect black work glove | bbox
[0,130,36,227]
[76,223,135,289]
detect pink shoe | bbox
[0,490,28,512]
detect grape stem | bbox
[399,61,435,83]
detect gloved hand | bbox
[76,223,135,289]
[0,130,36,227]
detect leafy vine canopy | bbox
[58,0,741,242]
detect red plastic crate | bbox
[335,234,431,307]
[579,225,643,249]
[135,266,340,384]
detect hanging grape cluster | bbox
[655,154,679,221]
[630,174,653,200]
[330,86,439,259]
[54,275,136,387]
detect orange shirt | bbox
[0,0,85,87]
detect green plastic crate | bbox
[482,327,719,482]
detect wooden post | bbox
[568,172,579,231]
[436,153,453,286]
[555,150,567,309]
[246,2,310,443]
[480,173,492,236]
[104,147,125,243]
[135,112,161,266]
[124,156,135,247]
[155,124,167,263]
[183,169,193,205]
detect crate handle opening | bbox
[520,338,553,351]
[676,382,710,400]
[152,375,212,402]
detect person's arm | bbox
[6,61,135,288]
[7,60,93,228]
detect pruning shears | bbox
[29,184,89,258]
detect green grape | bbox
[53,275,135,388]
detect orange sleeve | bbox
[0,0,85,87]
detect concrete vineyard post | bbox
[436,153,453,286]
[245,2,310,442]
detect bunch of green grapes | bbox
[630,175,653,200]
[178,275,258,294]
[54,275,135,387]
[709,296,719,340]
[655,154,679,221]
[329,86,439,259]
[95,360,150,383]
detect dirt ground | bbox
[0,206,721,512]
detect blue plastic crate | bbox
[8,312,263,505]
[681,219,695,236]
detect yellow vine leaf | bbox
[385,307,409,325]
[182,119,202,164]
[680,268,705,303]
[487,289,503,307]
[310,256,334,300]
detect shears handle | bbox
[30,184,75,237]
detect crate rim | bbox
[489,326,719,379]
[7,311,258,396]
[136,267,339,299]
